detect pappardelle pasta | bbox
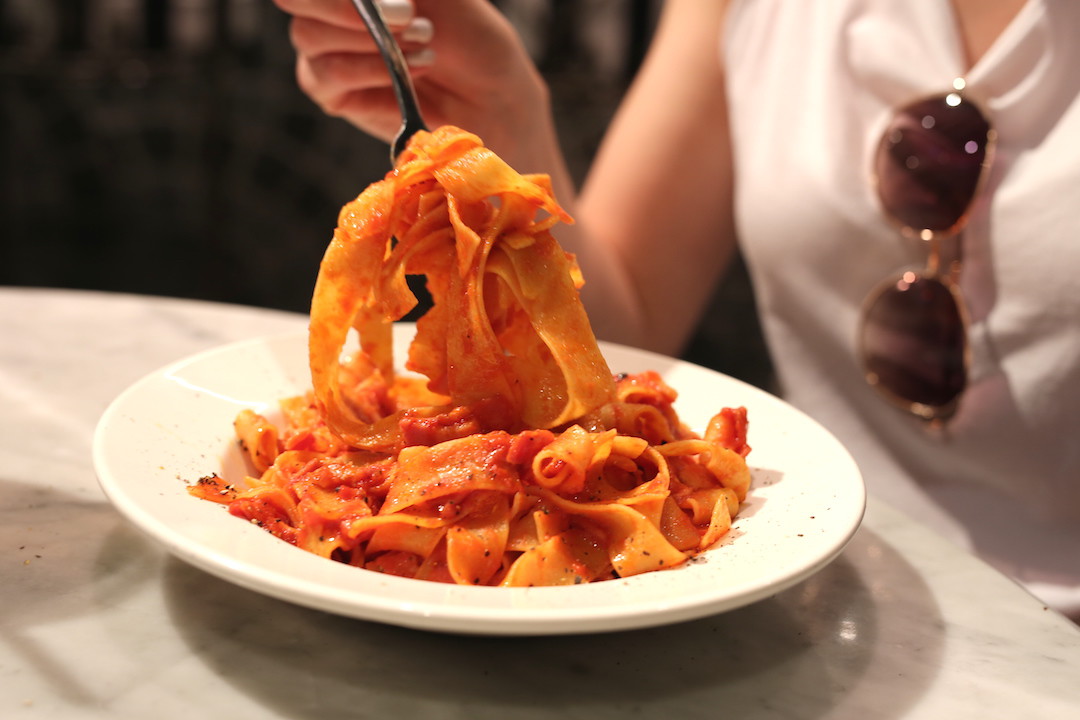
[189,126,751,587]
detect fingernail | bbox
[401,17,433,44]
[405,47,435,68]
[376,0,413,26]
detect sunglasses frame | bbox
[858,82,996,423]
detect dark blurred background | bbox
[0,0,772,390]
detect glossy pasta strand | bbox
[189,127,753,586]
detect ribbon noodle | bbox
[188,127,754,587]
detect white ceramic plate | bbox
[93,326,865,635]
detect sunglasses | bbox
[858,79,996,423]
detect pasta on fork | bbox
[190,126,751,586]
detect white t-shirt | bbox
[724,0,1080,617]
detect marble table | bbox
[3,287,1079,719]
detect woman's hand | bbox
[270,0,552,169]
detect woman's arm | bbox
[573,0,736,354]
[273,0,737,356]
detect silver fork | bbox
[350,0,429,163]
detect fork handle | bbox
[351,0,429,162]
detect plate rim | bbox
[93,327,866,635]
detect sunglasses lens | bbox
[860,272,966,416]
[875,94,991,234]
